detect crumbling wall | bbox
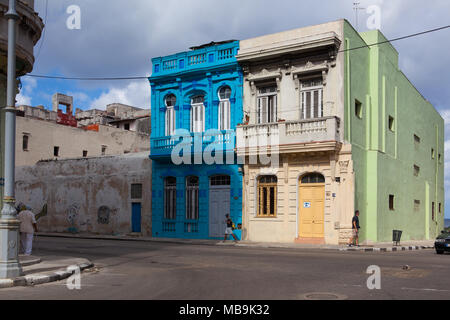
[15,153,152,236]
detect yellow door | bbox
[299,183,325,238]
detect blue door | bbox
[132,203,142,233]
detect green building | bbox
[345,21,445,243]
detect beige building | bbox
[236,20,354,244]
[16,152,152,236]
[17,93,150,167]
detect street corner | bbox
[0,257,94,289]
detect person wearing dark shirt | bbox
[223,214,238,243]
[348,210,360,247]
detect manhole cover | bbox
[302,292,347,300]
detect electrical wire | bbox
[22,24,450,81]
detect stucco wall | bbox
[239,20,345,135]
[344,22,445,243]
[243,145,354,244]
[17,116,150,166]
[15,153,152,236]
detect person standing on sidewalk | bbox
[18,205,38,255]
[223,214,238,243]
[348,210,360,247]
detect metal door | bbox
[209,176,231,237]
[132,203,142,233]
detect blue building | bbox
[149,40,243,240]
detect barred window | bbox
[210,175,230,186]
[186,176,199,220]
[164,177,176,220]
[258,176,277,217]
[301,173,325,184]
[131,183,143,199]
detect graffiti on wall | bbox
[67,204,80,233]
[97,206,111,225]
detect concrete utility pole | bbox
[0,0,22,279]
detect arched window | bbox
[165,94,177,136]
[164,177,177,220]
[301,173,325,184]
[190,95,205,133]
[257,175,277,217]
[186,176,199,220]
[218,86,231,130]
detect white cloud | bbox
[89,81,150,110]
[16,94,32,106]
[16,77,37,106]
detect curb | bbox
[339,245,435,252]
[36,233,436,254]
[19,257,42,267]
[0,262,94,289]
[37,233,220,247]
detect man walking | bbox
[223,214,238,243]
[348,210,360,247]
[18,205,38,255]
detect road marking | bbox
[401,287,450,293]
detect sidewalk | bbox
[36,232,435,252]
[0,254,94,289]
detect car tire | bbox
[436,250,444,255]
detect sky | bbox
[15,0,450,218]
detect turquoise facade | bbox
[149,41,244,239]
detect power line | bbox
[23,24,450,81]
[24,74,149,81]
[339,24,450,53]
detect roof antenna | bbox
[353,2,365,31]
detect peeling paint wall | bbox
[16,116,150,167]
[15,152,152,236]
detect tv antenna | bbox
[353,2,365,31]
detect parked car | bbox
[435,230,450,254]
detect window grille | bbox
[164,177,176,220]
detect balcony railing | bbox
[151,130,236,159]
[151,41,239,78]
[236,116,341,156]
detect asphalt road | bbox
[0,236,449,300]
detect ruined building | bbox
[16,93,150,167]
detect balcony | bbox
[236,116,341,157]
[150,130,236,160]
[151,41,239,79]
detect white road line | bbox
[401,287,450,293]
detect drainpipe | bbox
[0,0,22,279]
